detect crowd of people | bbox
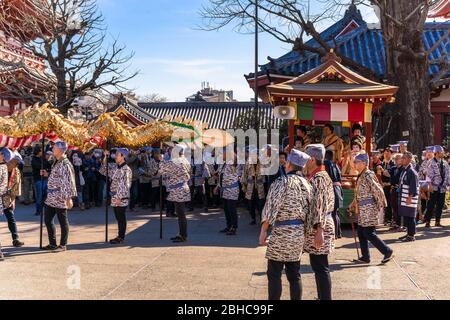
[0,122,449,301]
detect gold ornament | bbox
[0,103,234,152]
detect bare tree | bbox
[200,0,449,153]
[0,0,138,115]
[139,93,168,103]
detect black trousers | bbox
[139,182,152,206]
[383,186,392,222]
[331,209,342,238]
[151,186,166,210]
[113,206,127,239]
[425,191,445,223]
[267,260,302,300]
[309,254,332,301]
[205,182,220,207]
[191,185,207,209]
[249,188,264,221]
[403,216,416,237]
[223,199,238,229]
[357,226,391,260]
[44,205,69,246]
[3,208,19,241]
[175,202,187,238]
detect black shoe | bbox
[249,220,256,225]
[435,222,443,227]
[172,236,187,243]
[12,240,24,247]
[219,228,230,233]
[425,222,431,228]
[353,257,370,264]
[188,207,194,212]
[109,237,124,245]
[398,235,408,241]
[170,235,181,241]
[381,250,394,264]
[42,245,58,251]
[226,228,237,236]
[401,236,415,242]
[204,208,209,213]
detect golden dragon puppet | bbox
[0,103,234,151]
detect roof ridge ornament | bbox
[321,49,342,64]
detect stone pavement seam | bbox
[392,258,433,300]
[101,247,172,300]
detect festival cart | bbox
[266,50,399,223]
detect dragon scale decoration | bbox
[0,103,234,151]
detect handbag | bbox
[79,171,85,186]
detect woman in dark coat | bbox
[324,150,343,238]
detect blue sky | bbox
[97,0,378,102]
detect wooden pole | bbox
[288,120,295,150]
[365,122,372,155]
[39,134,45,249]
[104,141,109,243]
[159,142,163,240]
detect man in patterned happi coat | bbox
[241,148,266,225]
[259,149,312,300]
[303,144,335,300]
[425,146,449,228]
[43,141,77,252]
[2,151,25,248]
[191,159,211,212]
[351,153,394,263]
[216,151,243,236]
[101,148,132,245]
[0,148,13,261]
[159,144,192,243]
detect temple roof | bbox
[250,6,449,81]
[429,0,450,19]
[267,51,398,102]
[112,97,282,130]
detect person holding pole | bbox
[351,153,394,264]
[0,148,12,260]
[303,144,335,301]
[2,151,25,248]
[100,148,132,245]
[158,144,191,243]
[42,141,77,252]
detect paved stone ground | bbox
[0,204,449,300]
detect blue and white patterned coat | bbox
[426,158,450,193]
[398,164,419,218]
[159,157,191,203]
[100,162,132,207]
[0,163,9,212]
[219,164,243,200]
[45,157,77,209]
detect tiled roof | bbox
[138,101,282,130]
[259,6,450,80]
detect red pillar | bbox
[365,122,372,155]
[434,113,443,145]
[288,120,295,152]
[7,99,18,115]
